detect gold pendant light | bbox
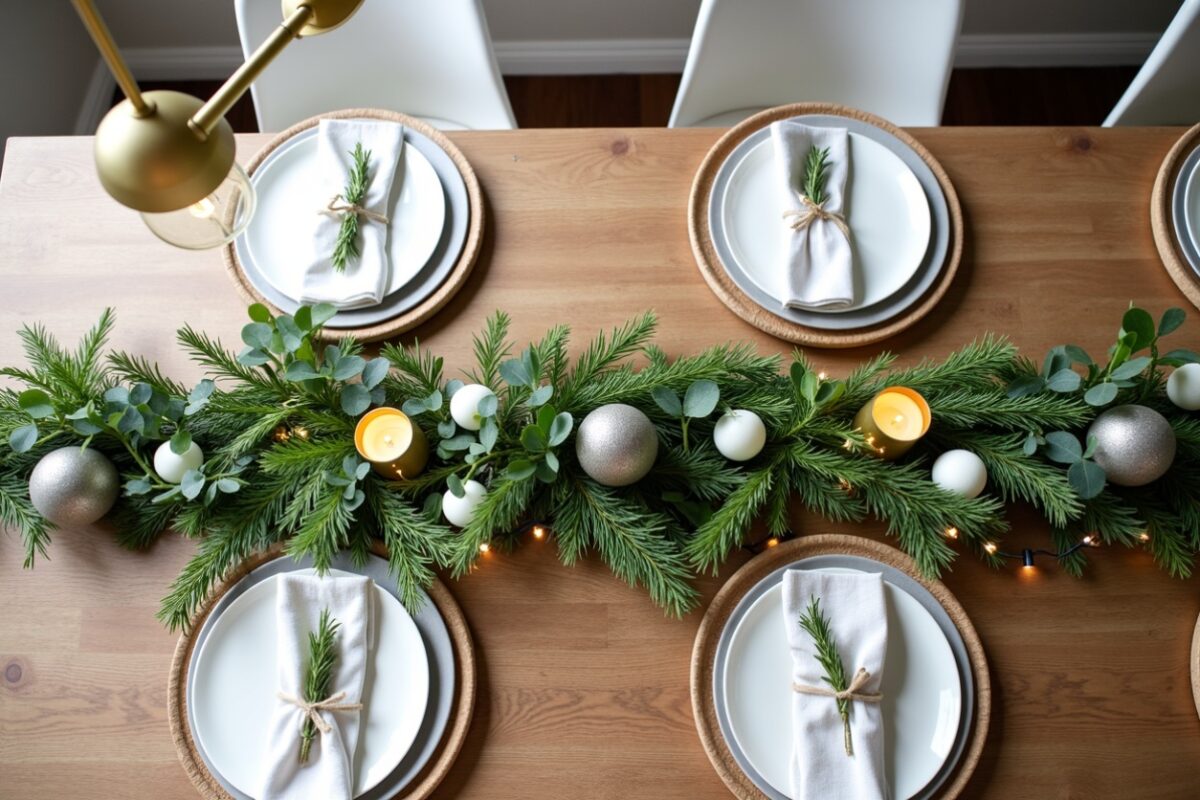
[70,0,364,249]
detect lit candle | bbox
[852,387,930,459]
[354,408,428,479]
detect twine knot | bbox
[277,690,363,736]
[782,193,850,239]
[320,195,390,226]
[792,667,882,703]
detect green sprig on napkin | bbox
[798,595,854,756]
[330,143,373,273]
[299,608,341,763]
[801,145,832,205]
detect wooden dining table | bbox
[1,124,1199,799]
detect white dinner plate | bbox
[1183,150,1200,264]
[191,569,430,798]
[722,570,961,799]
[244,134,447,303]
[720,133,931,313]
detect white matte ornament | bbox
[575,403,659,487]
[153,440,204,484]
[1167,363,1200,411]
[931,449,988,498]
[713,410,767,461]
[449,384,494,432]
[28,446,120,526]
[442,479,487,527]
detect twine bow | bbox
[792,667,883,703]
[320,194,390,226]
[782,193,850,239]
[277,690,363,736]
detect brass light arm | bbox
[188,5,315,140]
[70,0,152,116]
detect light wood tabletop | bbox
[2,126,1199,799]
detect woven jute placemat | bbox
[167,542,475,800]
[223,108,485,342]
[1150,123,1200,311]
[688,103,964,348]
[691,534,989,799]
[1190,612,1200,720]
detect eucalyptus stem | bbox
[330,143,372,273]
[797,595,853,756]
[299,608,341,763]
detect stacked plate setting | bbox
[186,553,458,800]
[714,554,974,800]
[709,113,950,331]
[1172,141,1200,274]
[235,121,470,329]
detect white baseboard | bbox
[73,31,1160,133]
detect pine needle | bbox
[299,609,341,763]
[801,146,831,205]
[797,595,854,755]
[330,143,372,273]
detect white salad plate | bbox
[1176,144,1200,274]
[242,133,446,302]
[191,569,430,798]
[722,569,962,800]
[720,132,931,313]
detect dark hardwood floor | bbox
[124,67,1140,132]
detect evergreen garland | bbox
[2,303,1197,629]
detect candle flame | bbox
[188,196,216,219]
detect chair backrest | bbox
[235,0,516,131]
[668,0,964,127]
[1104,0,1200,126]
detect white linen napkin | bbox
[782,569,888,800]
[259,573,375,800]
[299,119,405,309]
[770,121,855,310]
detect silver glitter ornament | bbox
[575,403,659,487]
[28,446,120,526]
[1087,404,1176,487]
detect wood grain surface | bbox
[2,126,1199,800]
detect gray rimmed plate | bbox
[1171,142,1200,275]
[712,554,975,800]
[233,122,469,329]
[186,552,456,800]
[708,114,950,331]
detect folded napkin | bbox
[782,569,888,800]
[771,121,855,310]
[259,574,375,800]
[299,119,405,309]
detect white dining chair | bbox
[1104,0,1200,126]
[235,0,516,131]
[668,0,964,128]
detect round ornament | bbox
[1167,363,1200,411]
[1087,404,1176,487]
[154,440,204,484]
[931,449,988,498]
[713,410,767,462]
[449,384,494,431]
[28,446,120,526]
[575,403,659,487]
[442,479,487,527]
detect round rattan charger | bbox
[223,108,485,342]
[167,541,475,800]
[1150,122,1200,311]
[691,534,989,799]
[688,103,964,348]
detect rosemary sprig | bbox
[797,595,854,756]
[299,608,341,763]
[801,145,831,206]
[331,143,372,273]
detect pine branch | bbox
[177,324,277,389]
[330,143,371,272]
[366,480,455,610]
[801,146,831,205]
[299,608,340,762]
[797,595,853,755]
[108,350,188,397]
[928,389,1091,432]
[687,454,781,573]
[559,313,657,406]
[0,471,51,567]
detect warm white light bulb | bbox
[188,196,216,219]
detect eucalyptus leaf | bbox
[333,355,366,382]
[1083,434,1098,460]
[344,489,365,512]
[480,419,499,451]
[1068,459,1106,499]
[1160,349,1200,366]
[536,404,556,433]
[188,379,215,403]
[275,316,304,352]
[104,386,129,405]
[241,322,273,350]
[468,442,486,456]
[355,461,371,480]
[340,384,371,416]
[1045,368,1082,393]
[216,478,241,494]
[535,460,558,483]
[544,450,560,472]
[402,398,427,417]
[1120,307,1156,351]
[166,398,187,421]
[1063,345,1093,366]
[529,384,554,407]
[445,379,464,398]
[789,362,808,396]
[169,429,192,455]
[180,469,206,501]
[477,393,498,418]
[129,383,153,406]
[1159,307,1186,336]
[18,389,54,419]
[1042,346,1070,378]
[310,303,338,327]
[499,358,533,387]
[1022,432,1039,456]
[1006,375,1046,398]
[293,306,313,331]
[815,380,845,406]
[446,474,465,498]
[799,371,819,404]
[442,434,475,452]
[1110,356,1152,381]
[651,386,682,417]
[248,303,272,323]
[684,380,720,417]
[1043,430,1083,464]
[285,361,321,382]
[70,417,103,436]
[548,412,573,446]
[521,424,547,453]
[343,482,357,501]
[1083,382,1119,407]
[342,454,360,478]
[362,358,390,390]
[507,459,536,481]
[124,477,152,496]
[424,390,443,411]
[437,419,457,438]
[116,405,144,435]
[205,482,220,504]
[152,486,182,504]
[9,423,37,453]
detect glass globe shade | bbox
[139,161,256,249]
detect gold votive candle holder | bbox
[853,387,931,460]
[354,407,428,479]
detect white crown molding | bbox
[73,32,1159,134]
